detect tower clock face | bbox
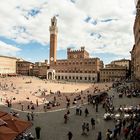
[50,57,54,61]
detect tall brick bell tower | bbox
[49,16,58,65]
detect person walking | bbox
[67,110,70,115]
[27,113,30,121]
[105,129,112,140]
[35,126,41,139]
[95,103,98,112]
[82,122,86,135]
[76,105,79,115]
[85,108,89,117]
[123,119,126,128]
[36,99,39,107]
[79,107,82,116]
[31,112,34,121]
[86,123,89,135]
[27,105,30,110]
[21,104,24,111]
[91,118,95,129]
[67,131,73,140]
[97,131,102,140]
[81,122,86,135]
[64,113,68,124]
[92,99,95,107]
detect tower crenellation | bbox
[49,16,58,34]
[67,46,89,59]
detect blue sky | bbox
[0,0,136,64]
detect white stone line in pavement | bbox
[0,102,88,114]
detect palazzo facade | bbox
[0,55,17,76]
[47,16,104,82]
[131,0,140,89]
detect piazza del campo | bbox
[0,0,140,140]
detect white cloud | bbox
[0,0,136,60]
[0,41,21,56]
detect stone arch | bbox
[47,69,55,80]
[48,72,52,80]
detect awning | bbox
[0,126,18,140]
[1,114,32,134]
[0,112,7,117]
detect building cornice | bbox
[0,55,17,60]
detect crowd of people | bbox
[15,132,35,140]
[102,84,140,140]
[61,82,140,140]
[0,76,109,113]
[2,76,140,139]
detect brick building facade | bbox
[47,16,103,82]
[16,59,33,76]
[100,63,127,82]
[16,16,130,83]
[32,60,49,78]
[131,0,140,88]
[111,59,131,78]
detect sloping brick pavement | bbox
[1,87,140,140]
